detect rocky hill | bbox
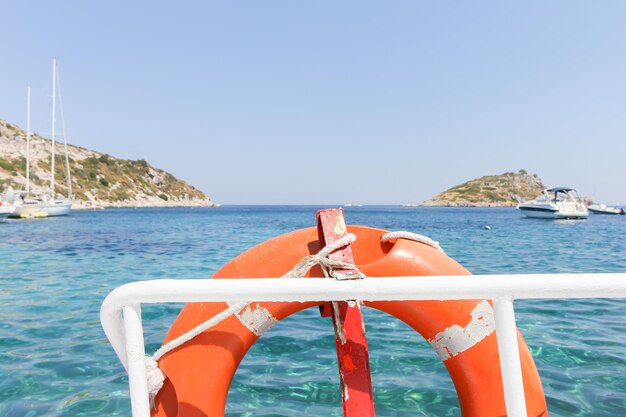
[0,119,217,208]
[420,170,545,207]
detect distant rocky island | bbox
[410,170,545,207]
[0,119,217,208]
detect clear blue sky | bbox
[2,1,625,204]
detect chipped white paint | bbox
[227,302,278,336]
[334,218,347,236]
[428,300,495,361]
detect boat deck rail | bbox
[100,272,626,417]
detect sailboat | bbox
[10,59,72,218]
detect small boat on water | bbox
[12,195,72,219]
[0,189,17,221]
[517,187,588,219]
[9,59,72,219]
[0,202,16,221]
[587,204,625,215]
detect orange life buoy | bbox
[153,225,548,417]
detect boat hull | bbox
[0,206,15,220]
[588,205,624,215]
[9,201,72,218]
[518,206,588,219]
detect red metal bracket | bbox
[316,208,376,417]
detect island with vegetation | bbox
[411,170,546,207]
[0,118,217,208]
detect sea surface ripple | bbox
[1,206,625,416]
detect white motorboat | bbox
[10,59,72,219]
[517,187,589,219]
[587,204,625,215]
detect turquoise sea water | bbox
[1,206,626,417]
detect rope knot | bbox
[145,355,166,408]
[282,233,362,278]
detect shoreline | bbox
[401,203,519,208]
[71,199,220,210]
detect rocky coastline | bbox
[407,170,545,207]
[0,119,218,208]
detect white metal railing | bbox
[100,273,626,417]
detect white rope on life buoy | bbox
[381,231,445,254]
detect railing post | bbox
[123,305,150,417]
[493,296,528,417]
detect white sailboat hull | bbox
[10,201,72,218]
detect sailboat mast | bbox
[56,70,72,199]
[50,58,57,194]
[26,85,31,194]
